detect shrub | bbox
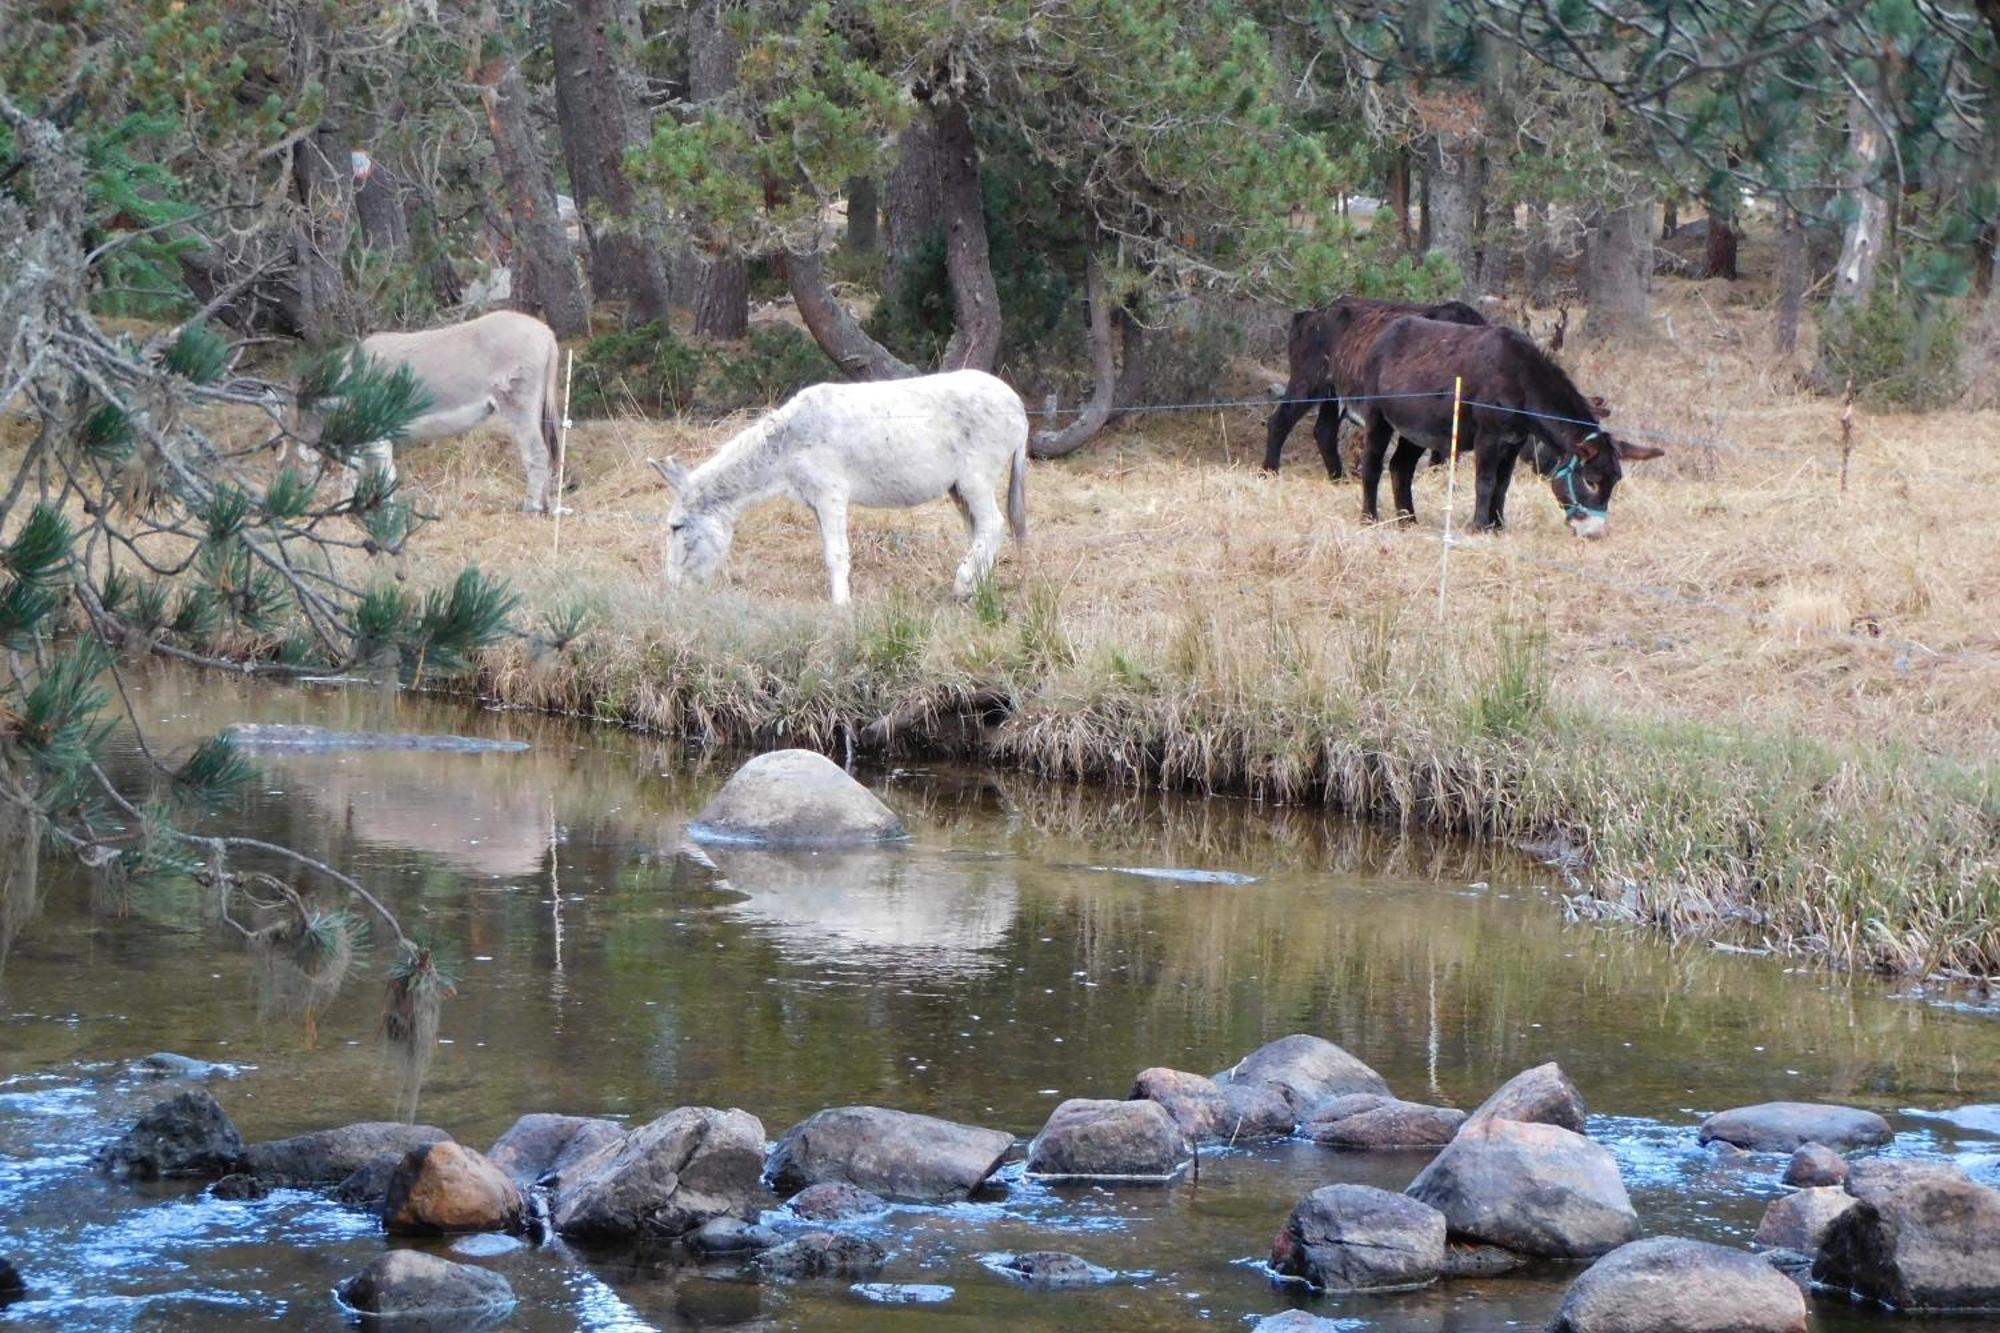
[1817,285,1965,411]
[708,326,837,412]
[572,322,707,418]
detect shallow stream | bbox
[2,667,1998,1330]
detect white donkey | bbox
[652,369,1029,605]
[297,310,563,512]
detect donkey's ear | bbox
[1615,439,1665,462]
[647,456,691,491]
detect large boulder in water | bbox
[1751,1186,1855,1253]
[687,749,905,846]
[1697,1102,1892,1154]
[335,1250,515,1324]
[1215,1035,1390,1120]
[1129,1067,1292,1142]
[1303,1095,1465,1149]
[766,1106,1013,1203]
[1269,1184,1445,1292]
[382,1142,526,1235]
[1548,1236,1808,1333]
[1404,1118,1637,1259]
[487,1113,623,1188]
[241,1122,451,1186]
[92,1090,243,1178]
[1461,1062,1588,1135]
[1026,1099,1187,1179]
[1812,1161,2000,1310]
[551,1106,766,1242]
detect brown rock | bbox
[1305,1096,1464,1149]
[1752,1187,1855,1253]
[1782,1142,1848,1188]
[383,1141,526,1235]
[1461,1062,1588,1135]
[1549,1236,1807,1332]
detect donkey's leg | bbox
[811,491,853,605]
[1470,430,1502,531]
[952,482,1007,599]
[508,413,552,513]
[1389,439,1424,524]
[1359,414,1394,522]
[1312,403,1346,480]
[1263,390,1313,473]
[1490,438,1525,528]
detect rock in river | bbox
[552,1106,766,1243]
[979,1251,1115,1289]
[787,1181,888,1222]
[766,1106,1013,1203]
[1215,1034,1391,1120]
[1404,1118,1637,1259]
[1026,1099,1187,1179]
[1751,1186,1855,1254]
[687,749,906,846]
[383,1141,526,1235]
[1813,1161,2000,1311]
[1697,1102,1892,1154]
[1782,1141,1848,1188]
[1129,1067,1292,1142]
[1269,1184,1445,1292]
[755,1231,888,1280]
[241,1121,451,1187]
[1303,1095,1465,1150]
[1461,1062,1589,1135]
[223,723,528,753]
[335,1249,515,1324]
[93,1090,244,1179]
[1548,1236,1808,1333]
[1256,1314,1347,1331]
[487,1112,624,1188]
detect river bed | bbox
[1,666,1997,1330]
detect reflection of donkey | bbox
[1359,316,1663,539]
[652,369,1029,605]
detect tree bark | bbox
[1774,198,1805,355]
[1386,147,1413,252]
[1426,126,1481,298]
[689,0,747,338]
[475,11,590,338]
[1702,213,1739,281]
[1031,255,1114,459]
[1970,3,2000,301]
[845,176,878,253]
[782,250,915,379]
[352,153,409,254]
[883,114,945,311]
[1114,307,1145,409]
[1523,198,1555,304]
[1581,190,1652,340]
[550,0,672,326]
[934,99,1001,372]
[1831,92,1888,305]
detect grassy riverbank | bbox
[400,282,1997,978]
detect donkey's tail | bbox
[1006,435,1029,545]
[540,336,563,482]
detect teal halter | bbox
[1554,436,1608,523]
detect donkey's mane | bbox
[1497,327,1598,427]
[686,395,805,506]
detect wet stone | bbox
[1404,1118,1638,1260]
[1549,1236,1808,1333]
[787,1181,888,1222]
[1303,1095,1465,1149]
[1782,1142,1848,1188]
[980,1251,1116,1289]
[332,1155,404,1210]
[1217,1034,1390,1119]
[1256,1313,1348,1331]
[1752,1187,1855,1253]
[242,1121,450,1187]
[756,1231,887,1280]
[450,1233,526,1259]
[1461,1062,1589,1135]
[1269,1184,1445,1292]
[335,1249,516,1323]
[1439,1242,1530,1278]
[0,1257,23,1301]
[1697,1102,1892,1154]
[1026,1098,1186,1179]
[208,1173,271,1202]
[687,1217,781,1256]
[851,1283,954,1305]
[131,1052,238,1082]
[93,1089,243,1179]
[688,749,906,846]
[487,1112,624,1189]
[382,1141,526,1235]
[765,1106,1014,1203]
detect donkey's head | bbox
[652,457,733,587]
[1549,432,1665,540]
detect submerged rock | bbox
[0,1257,24,1302]
[1303,1095,1465,1149]
[1026,1099,1186,1179]
[1439,1242,1530,1278]
[93,1090,243,1179]
[1548,1236,1808,1333]
[1814,1161,2000,1310]
[1461,1062,1588,1135]
[1751,1186,1855,1253]
[223,723,528,753]
[209,1173,271,1202]
[1404,1118,1637,1259]
[766,1106,1013,1203]
[788,1181,889,1222]
[335,1249,515,1324]
[979,1251,1116,1289]
[450,1233,525,1259]
[756,1231,887,1280]
[1269,1184,1445,1292]
[1255,1313,1346,1331]
[1781,1141,1848,1188]
[851,1283,954,1305]
[688,749,906,846]
[1216,1035,1390,1119]
[241,1122,450,1186]
[487,1113,624,1188]
[1697,1102,1892,1154]
[687,1217,781,1256]
[131,1052,238,1082]
[551,1106,766,1242]
[383,1142,526,1235]
[332,1155,406,1211]
[1129,1067,1291,1142]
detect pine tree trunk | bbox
[1523,198,1555,304]
[352,154,409,254]
[1702,214,1739,281]
[1831,93,1888,305]
[935,99,1001,372]
[290,120,355,344]
[1970,9,2000,302]
[845,176,878,253]
[1426,127,1480,297]
[782,250,915,379]
[1031,254,1115,459]
[689,0,746,339]
[1775,199,1806,355]
[883,115,944,311]
[1660,197,1679,240]
[1386,148,1413,252]
[401,186,464,309]
[475,18,589,338]
[1581,191,1652,340]
[550,0,671,326]
[1115,308,1145,409]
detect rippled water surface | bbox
[2,667,1998,1330]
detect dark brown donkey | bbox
[1263,296,1488,477]
[1357,316,1664,539]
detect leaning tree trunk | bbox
[882,115,945,312]
[1031,254,1115,459]
[688,0,747,338]
[550,0,672,326]
[1581,190,1653,340]
[782,250,915,380]
[845,176,878,253]
[1774,198,1806,355]
[934,99,1001,372]
[475,18,590,338]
